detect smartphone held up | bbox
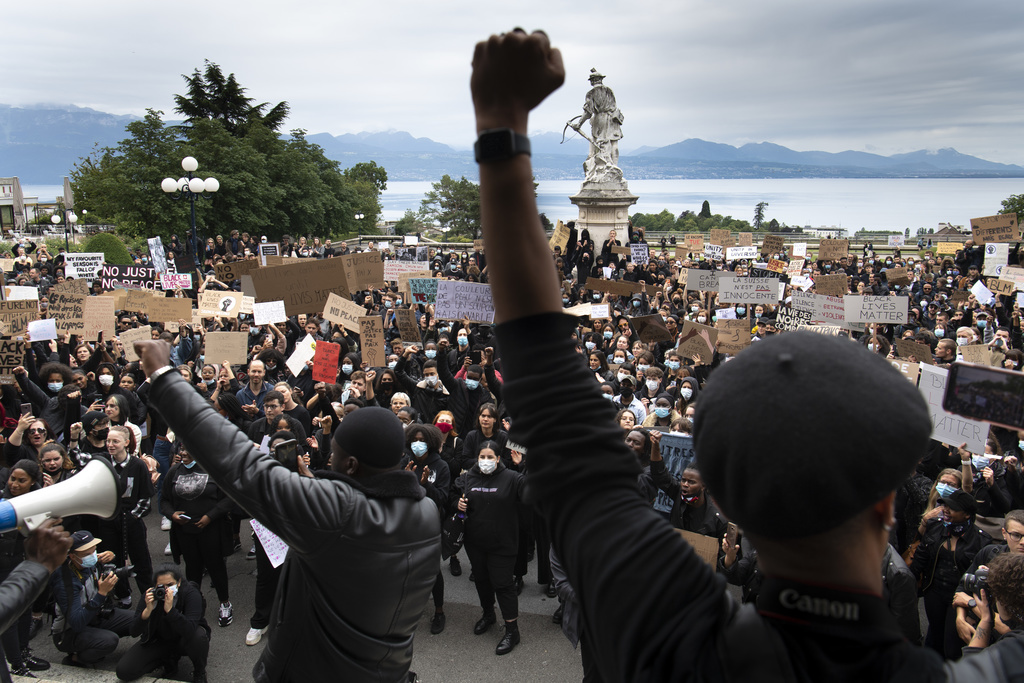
[942,362,1024,432]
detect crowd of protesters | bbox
[1,220,1024,680]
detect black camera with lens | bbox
[963,567,989,596]
[101,563,136,581]
[153,584,167,602]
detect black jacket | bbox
[129,579,210,642]
[453,461,524,555]
[150,371,440,683]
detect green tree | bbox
[539,213,553,232]
[1001,194,1024,217]
[81,232,133,265]
[699,201,712,219]
[754,202,768,231]
[393,209,426,236]
[419,175,481,239]
[174,60,289,135]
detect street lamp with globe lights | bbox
[50,210,78,253]
[160,156,219,266]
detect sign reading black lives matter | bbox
[99,265,159,291]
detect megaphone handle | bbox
[22,513,53,535]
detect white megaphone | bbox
[0,458,120,535]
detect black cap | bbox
[70,530,101,552]
[695,331,932,539]
[941,489,978,514]
[331,406,405,469]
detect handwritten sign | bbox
[989,278,1016,296]
[49,291,86,335]
[960,344,1001,367]
[395,308,420,345]
[312,341,342,383]
[119,325,152,363]
[549,220,571,253]
[341,251,385,291]
[684,269,720,292]
[358,317,386,367]
[0,340,25,384]
[215,259,259,282]
[677,320,718,363]
[631,315,673,344]
[250,519,289,569]
[0,300,38,337]
[64,253,105,282]
[148,296,193,323]
[710,229,733,247]
[199,291,241,318]
[894,338,934,365]
[100,265,158,291]
[322,293,366,333]
[585,277,648,298]
[817,239,849,261]
[936,242,963,255]
[918,364,986,453]
[704,244,724,261]
[81,296,115,341]
[590,303,610,319]
[409,278,438,305]
[888,234,905,248]
[28,318,57,341]
[434,281,494,323]
[971,213,1019,244]
[890,359,920,384]
[726,246,757,260]
[765,258,787,273]
[685,235,704,253]
[737,233,753,247]
[813,273,848,297]
[843,295,908,324]
[715,319,751,354]
[125,288,155,313]
[252,300,287,326]
[886,266,910,286]
[250,258,350,317]
[775,306,814,332]
[761,234,785,256]
[383,260,432,281]
[792,243,807,258]
[718,276,780,304]
[160,273,193,290]
[630,243,650,265]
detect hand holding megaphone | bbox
[0,458,119,535]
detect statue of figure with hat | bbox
[567,68,624,184]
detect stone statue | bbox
[567,69,624,184]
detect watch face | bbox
[475,129,529,163]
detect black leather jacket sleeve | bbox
[0,560,51,635]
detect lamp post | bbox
[160,156,219,266]
[51,210,78,253]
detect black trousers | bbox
[53,607,134,664]
[923,587,954,655]
[177,529,229,603]
[251,535,282,630]
[99,512,152,599]
[514,509,552,584]
[115,625,210,681]
[465,545,518,621]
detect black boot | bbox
[496,621,520,655]
[473,611,496,635]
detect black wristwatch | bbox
[474,129,531,164]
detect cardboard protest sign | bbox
[54,278,89,296]
[160,273,192,290]
[936,242,963,255]
[311,341,342,383]
[684,270,720,292]
[677,320,718,363]
[738,233,753,247]
[761,234,785,256]
[0,300,38,337]
[710,229,733,247]
[215,259,259,283]
[100,265,158,291]
[434,281,495,323]
[409,278,438,305]
[989,279,1016,296]
[726,246,757,260]
[1000,266,1024,290]
[684,235,704,253]
[652,434,695,514]
[199,291,241,318]
[610,245,631,256]
[704,244,724,262]
[631,314,673,343]
[341,251,385,291]
[383,261,431,281]
[888,234,905,248]
[677,530,719,570]
[775,306,813,332]
[81,296,115,341]
[119,326,152,362]
[322,293,367,333]
[715,319,751,354]
[586,277,643,297]
[49,291,86,335]
[125,288,155,313]
[886,266,911,286]
[984,243,1009,278]
[0,259,14,273]
[205,331,249,366]
[563,303,592,318]
[358,317,386,367]
[918,364,987,453]
[960,344,1002,367]
[765,259,787,273]
[252,301,287,326]
[0,340,25,384]
[843,295,908,325]
[590,303,610,319]
[718,276,780,304]
[894,338,934,365]
[813,273,848,297]
[28,318,57,341]
[784,259,806,277]
[548,220,571,253]
[250,258,350,317]
[817,239,849,261]
[890,359,920,384]
[395,308,420,345]
[147,295,193,323]
[64,253,105,282]
[792,243,807,258]
[98,288,127,311]
[971,213,1018,244]
[796,324,846,337]
[397,270,431,301]
[630,243,650,265]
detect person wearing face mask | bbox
[911,490,993,656]
[435,337,492,438]
[453,442,525,655]
[86,363,146,427]
[395,348,450,423]
[161,443,234,632]
[960,440,1013,518]
[50,530,131,668]
[612,375,647,423]
[459,404,510,472]
[115,564,211,683]
[678,376,700,409]
[641,393,680,429]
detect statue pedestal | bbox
[569,180,638,249]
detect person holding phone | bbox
[161,442,234,629]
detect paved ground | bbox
[19,512,583,683]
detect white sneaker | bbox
[164,542,172,556]
[245,626,268,646]
[161,517,172,531]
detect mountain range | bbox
[3,103,1022,184]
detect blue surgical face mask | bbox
[48,382,63,393]
[934,328,944,338]
[464,378,480,391]
[654,407,671,419]
[411,441,428,457]
[973,455,991,471]
[935,482,958,498]
[604,331,613,340]
[665,360,680,371]
[977,320,987,329]
[736,307,745,316]
[81,552,98,568]
[184,460,197,469]
[585,341,596,352]
[425,349,437,359]
[457,336,468,347]
[395,299,403,306]
[636,364,650,373]
[341,364,353,375]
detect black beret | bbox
[694,331,932,539]
[331,407,405,469]
[942,489,978,514]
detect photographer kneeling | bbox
[51,530,133,667]
[963,552,1024,652]
[116,564,210,683]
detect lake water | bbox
[26,177,1022,233]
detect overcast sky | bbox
[7,0,1023,164]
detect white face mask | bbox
[478,459,497,474]
[99,375,114,387]
[646,380,660,393]
[617,372,630,383]
[681,387,693,400]
[425,375,439,387]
